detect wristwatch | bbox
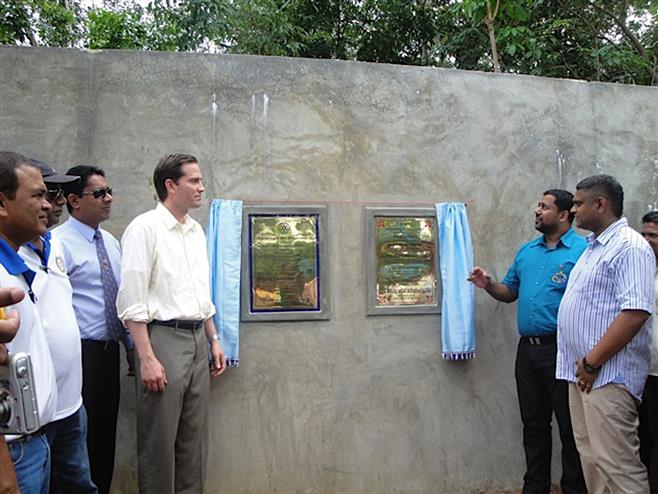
[208,333,220,344]
[582,356,601,374]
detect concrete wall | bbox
[1,46,657,493]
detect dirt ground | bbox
[479,487,560,494]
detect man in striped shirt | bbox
[557,174,655,493]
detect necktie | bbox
[94,229,124,341]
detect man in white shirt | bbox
[19,159,97,493]
[639,210,658,493]
[0,151,58,494]
[117,153,226,494]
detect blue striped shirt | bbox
[556,217,656,399]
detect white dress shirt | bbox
[116,202,215,323]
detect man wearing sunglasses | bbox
[18,159,97,493]
[52,165,133,494]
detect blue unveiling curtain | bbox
[435,203,476,360]
[207,199,243,367]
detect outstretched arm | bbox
[468,266,518,303]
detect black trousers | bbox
[515,337,586,494]
[81,339,120,494]
[640,374,658,494]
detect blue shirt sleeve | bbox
[501,254,520,295]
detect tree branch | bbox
[588,0,657,83]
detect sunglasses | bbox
[78,187,113,199]
[46,188,65,200]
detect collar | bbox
[156,202,196,233]
[587,217,627,246]
[532,227,577,249]
[25,230,52,267]
[0,236,36,292]
[67,215,99,243]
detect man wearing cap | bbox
[0,151,58,494]
[53,165,131,494]
[18,159,97,493]
[117,153,226,494]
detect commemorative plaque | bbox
[241,206,330,321]
[365,208,441,315]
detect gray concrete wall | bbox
[1,46,657,493]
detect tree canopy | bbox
[1,0,656,85]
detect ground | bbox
[481,487,561,494]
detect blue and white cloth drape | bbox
[207,199,243,367]
[435,203,476,360]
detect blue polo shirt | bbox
[502,228,587,336]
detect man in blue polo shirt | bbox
[469,189,587,494]
[0,151,58,494]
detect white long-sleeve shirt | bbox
[116,202,215,323]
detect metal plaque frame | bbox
[241,205,331,322]
[365,207,442,316]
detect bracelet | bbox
[208,333,220,344]
[582,356,601,374]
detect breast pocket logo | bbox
[55,256,66,274]
[551,264,567,284]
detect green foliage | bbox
[35,1,81,46]
[86,5,147,49]
[0,0,656,85]
[228,0,307,56]
[0,1,34,45]
[0,0,80,46]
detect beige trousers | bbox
[569,382,648,494]
[135,323,210,494]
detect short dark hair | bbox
[63,165,106,213]
[543,188,575,223]
[642,211,658,225]
[0,151,37,199]
[153,154,198,201]
[576,174,624,218]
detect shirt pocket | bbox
[547,260,574,290]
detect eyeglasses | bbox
[641,232,658,239]
[78,187,113,199]
[46,188,65,200]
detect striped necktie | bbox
[94,229,124,341]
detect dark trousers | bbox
[81,339,119,494]
[43,406,97,494]
[515,337,586,494]
[640,374,658,493]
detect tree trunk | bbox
[486,0,501,72]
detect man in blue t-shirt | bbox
[469,189,587,494]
